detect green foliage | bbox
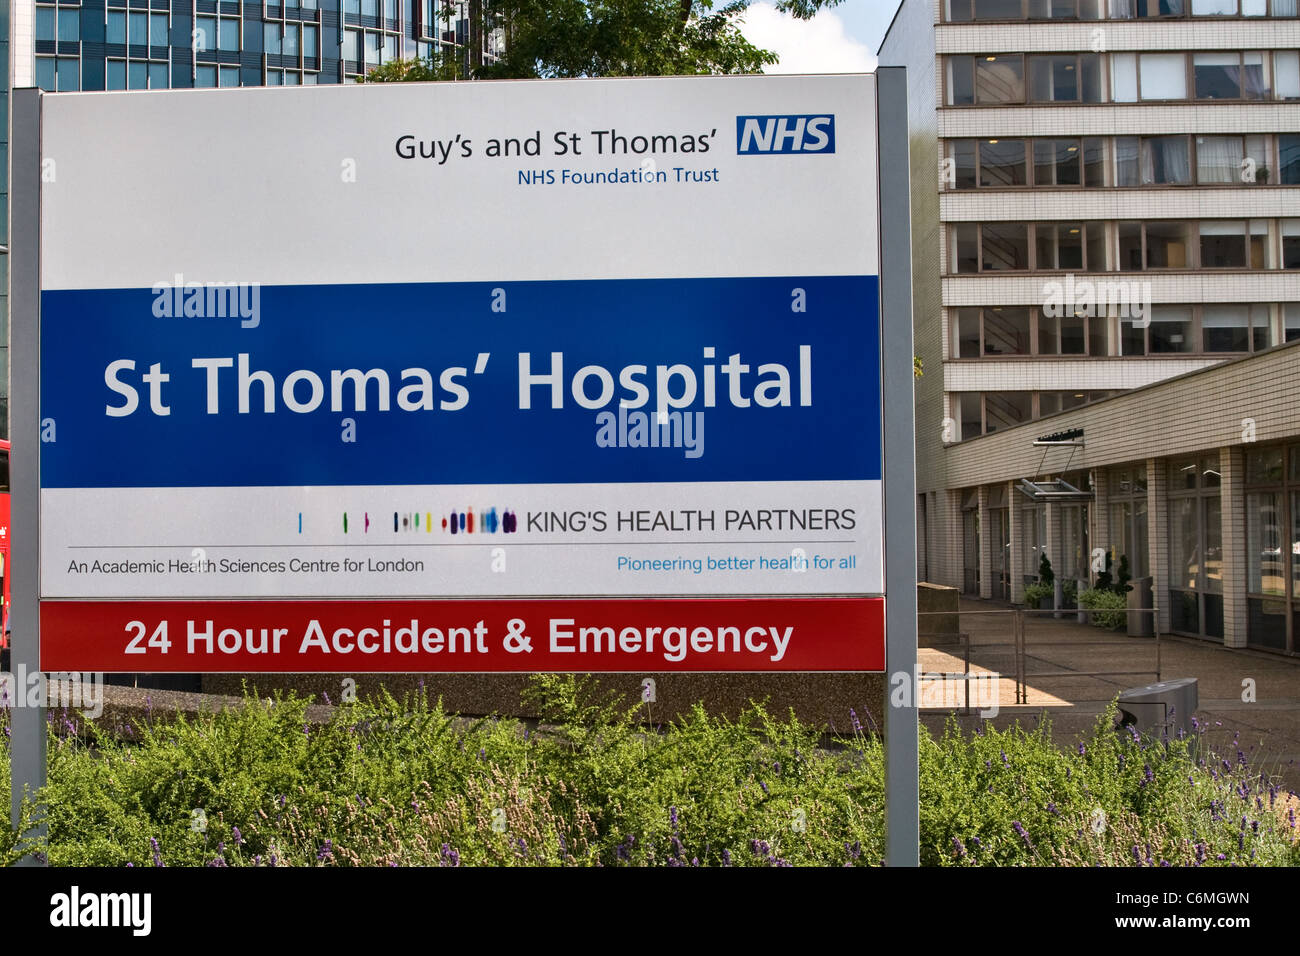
[1038,553,1055,588]
[1023,581,1053,606]
[4,686,1297,867]
[1062,579,1077,605]
[361,58,449,83]
[922,705,1299,867]
[480,0,778,78]
[365,1,849,82]
[1078,588,1128,629]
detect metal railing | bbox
[919,605,1162,712]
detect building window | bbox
[955,393,983,441]
[1108,465,1150,578]
[1116,136,1192,186]
[952,306,1109,357]
[1028,53,1103,102]
[1201,304,1271,352]
[982,223,1028,271]
[984,392,1033,432]
[952,222,1105,272]
[1117,219,1270,271]
[948,137,1107,189]
[36,2,81,44]
[35,55,81,91]
[1244,444,1300,651]
[195,14,241,55]
[1195,135,1271,184]
[1168,456,1224,639]
[1112,0,1187,15]
[106,57,167,89]
[946,54,1026,105]
[1122,303,1274,354]
[1280,135,1300,185]
[1277,51,1300,100]
[979,139,1026,186]
[1286,304,1300,341]
[1194,51,1269,99]
[1284,220,1300,268]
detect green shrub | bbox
[1023,581,1053,606]
[1078,587,1128,629]
[4,684,1297,867]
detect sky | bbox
[738,0,905,74]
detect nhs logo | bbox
[736,115,835,155]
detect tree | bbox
[1038,552,1054,588]
[363,0,847,82]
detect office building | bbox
[881,0,1300,651]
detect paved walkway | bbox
[920,597,1300,791]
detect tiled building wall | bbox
[1220,444,1249,647]
[945,341,1300,487]
[935,21,1300,55]
[881,0,949,583]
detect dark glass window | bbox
[980,139,1026,186]
[1281,135,1300,186]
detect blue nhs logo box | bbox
[735,114,835,155]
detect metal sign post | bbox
[876,66,919,867]
[10,88,46,862]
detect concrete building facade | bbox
[881,0,1300,652]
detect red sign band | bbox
[40,597,885,673]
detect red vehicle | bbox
[0,438,9,651]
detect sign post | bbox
[11,72,916,862]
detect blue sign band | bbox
[41,276,881,488]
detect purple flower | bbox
[615,834,635,862]
[760,781,769,794]
[1077,743,1086,757]
[150,837,164,868]
[849,708,863,735]
[232,826,244,845]
[669,806,678,830]
[722,849,732,867]
[1012,821,1033,851]
[845,841,861,861]
[953,836,967,858]
[317,840,334,861]
[322,691,331,706]
[1046,802,1058,816]
[1131,844,1141,865]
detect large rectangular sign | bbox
[34,74,885,672]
